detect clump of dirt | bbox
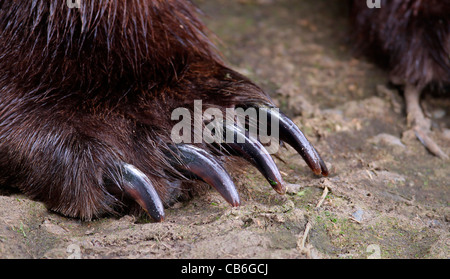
[0,0,448,259]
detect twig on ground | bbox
[298,221,312,252]
[297,183,331,258]
[315,186,329,209]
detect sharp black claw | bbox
[259,107,329,176]
[121,163,165,222]
[222,124,286,194]
[169,144,240,207]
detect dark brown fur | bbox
[351,0,450,88]
[0,0,272,219]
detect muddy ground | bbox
[0,0,448,259]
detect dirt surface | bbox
[0,0,448,259]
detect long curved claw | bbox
[121,163,165,222]
[414,127,449,159]
[169,144,240,207]
[404,84,449,160]
[260,107,329,176]
[222,124,286,194]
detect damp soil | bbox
[0,0,448,259]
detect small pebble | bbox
[285,183,302,194]
[432,109,446,119]
[442,129,450,140]
[351,208,364,222]
[42,220,68,235]
[369,133,405,148]
[428,219,441,228]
